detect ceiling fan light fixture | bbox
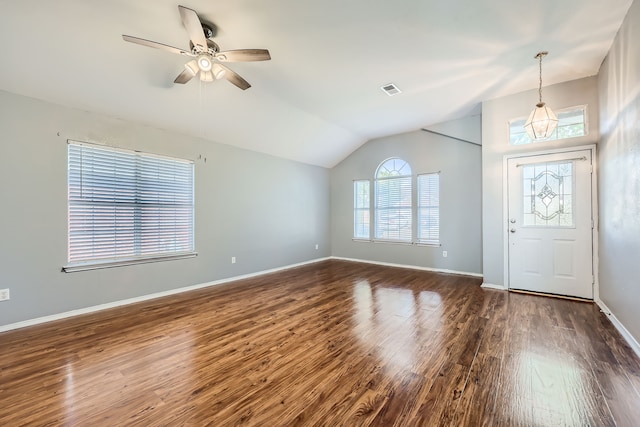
[197,55,213,72]
[200,70,214,82]
[524,51,558,140]
[185,60,198,75]
[212,63,226,80]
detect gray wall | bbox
[424,114,482,145]
[0,90,330,327]
[597,0,640,343]
[481,76,600,287]
[331,128,482,275]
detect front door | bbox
[507,149,593,299]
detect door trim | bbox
[502,144,599,298]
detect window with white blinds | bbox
[353,180,370,239]
[417,173,440,244]
[65,141,195,270]
[374,158,412,242]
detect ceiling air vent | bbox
[381,83,401,96]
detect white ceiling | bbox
[0,0,633,167]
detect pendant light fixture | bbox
[524,51,558,140]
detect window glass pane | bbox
[522,161,574,227]
[376,158,412,179]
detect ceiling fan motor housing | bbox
[201,24,214,39]
[189,39,219,54]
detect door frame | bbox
[502,144,599,298]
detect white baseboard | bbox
[595,298,640,359]
[0,257,331,334]
[330,256,483,278]
[481,282,507,291]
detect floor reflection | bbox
[64,361,77,424]
[61,324,195,421]
[506,348,592,425]
[352,280,443,374]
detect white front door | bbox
[507,149,593,299]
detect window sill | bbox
[415,242,441,247]
[62,252,198,273]
[351,239,441,247]
[372,240,413,246]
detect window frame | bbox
[63,141,196,273]
[350,159,443,247]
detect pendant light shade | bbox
[524,51,557,140]
[524,102,558,140]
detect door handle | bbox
[510,228,516,233]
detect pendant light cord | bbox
[538,54,543,104]
[535,51,548,105]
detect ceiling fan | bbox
[122,5,270,90]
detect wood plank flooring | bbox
[1,260,640,426]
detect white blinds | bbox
[417,173,440,244]
[67,142,194,265]
[353,180,370,239]
[375,175,412,242]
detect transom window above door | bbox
[509,105,587,145]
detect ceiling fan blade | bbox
[174,69,196,84]
[217,64,251,90]
[178,5,208,51]
[122,35,190,56]
[215,49,271,62]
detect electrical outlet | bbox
[0,289,9,301]
[442,251,448,258]
[231,256,236,264]
[315,244,319,250]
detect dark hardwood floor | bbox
[1,260,639,426]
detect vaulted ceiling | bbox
[0,0,633,167]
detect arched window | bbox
[375,158,412,242]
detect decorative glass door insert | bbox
[522,161,574,227]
